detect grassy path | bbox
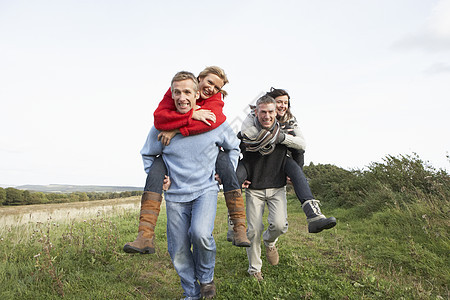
[0,193,447,299]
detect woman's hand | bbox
[158,129,179,146]
[192,109,216,126]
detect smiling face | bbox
[198,74,224,99]
[171,79,200,114]
[256,103,277,129]
[275,95,289,118]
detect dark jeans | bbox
[144,156,167,194]
[284,156,314,204]
[290,149,305,169]
[215,150,241,192]
[143,150,241,194]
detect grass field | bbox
[1,189,448,299]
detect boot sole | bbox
[123,244,155,254]
[309,217,337,233]
[232,239,251,247]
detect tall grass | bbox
[0,153,448,299]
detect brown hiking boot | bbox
[123,231,155,254]
[123,191,162,254]
[232,223,250,247]
[224,189,251,247]
[265,245,279,266]
[200,280,216,299]
[250,272,264,281]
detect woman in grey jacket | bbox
[239,88,336,234]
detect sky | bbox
[1,0,449,187]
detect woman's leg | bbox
[284,157,313,204]
[215,151,250,247]
[284,157,336,233]
[289,149,305,169]
[123,156,168,254]
[143,155,168,194]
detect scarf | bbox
[241,117,280,155]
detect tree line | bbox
[0,187,143,206]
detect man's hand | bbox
[215,173,222,185]
[192,109,216,126]
[242,180,251,189]
[286,176,292,185]
[158,129,179,146]
[162,175,171,191]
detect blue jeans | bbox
[166,191,218,299]
[284,156,314,204]
[215,150,240,191]
[144,155,167,194]
[144,151,240,193]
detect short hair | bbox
[255,94,276,110]
[171,71,199,92]
[198,66,229,98]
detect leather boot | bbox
[224,189,250,247]
[302,199,336,233]
[123,191,162,253]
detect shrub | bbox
[365,153,449,202]
[305,153,450,215]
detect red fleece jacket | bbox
[153,88,227,136]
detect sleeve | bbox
[178,92,226,136]
[280,117,306,150]
[240,112,255,132]
[153,88,194,131]
[140,127,164,174]
[217,122,240,171]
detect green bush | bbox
[304,153,450,216]
[365,153,449,201]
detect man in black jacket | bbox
[238,94,293,281]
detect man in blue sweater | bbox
[140,71,240,299]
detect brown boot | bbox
[224,189,251,247]
[123,191,162,254]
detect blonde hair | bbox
[171,71,199,92]
[198,66,229,98]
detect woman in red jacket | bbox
[123,66,250,254]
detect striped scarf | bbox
[241,119,280,155]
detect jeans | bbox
[215,150,240,192]
[284,156,314,204]
[245,187,288,274]
[166,190,218,299]
[144,155,167,194]
[144,151,241,193]
[236,161,247,187]
[289,148,305,169]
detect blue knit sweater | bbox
[140,122,240,202]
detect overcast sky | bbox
[1,0,449,187]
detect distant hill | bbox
[12,184,142,193]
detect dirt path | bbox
[0,197,141,227]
